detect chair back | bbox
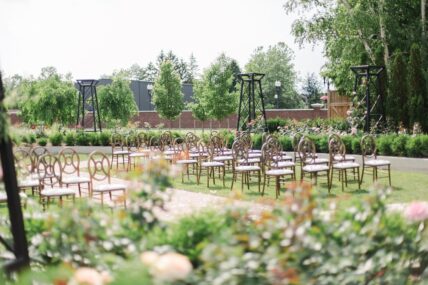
[361,135,377,162]
[261,140,281,170]
[30,146,49,173]
[37,154,62,188]
[297,136,316,165]
[185,132,199,152]
[58,147,81,176]
[232,140,250,166]
[292,133,303,161]
[126,134,140,153]
[328,139,346,164]
[88,151,111,183]
[160,131,173,150]
[111,133,124,151]
[137,132,148,149]
[14,148,33,178]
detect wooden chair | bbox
[292,133,303,163]
[328,134,356,163]
[14,148,40,195]
[126,134,149,170]
[88,151,127,208]
[111,133,129,169]
[261,140,294,198]
[37,154,76,208]
[230,140,261,192]
[328,139,360,192]
[58,147,91,197]
[360,135,391,186]
[30,146,49,174]
[197,142,225,187]
[298,136,331,192]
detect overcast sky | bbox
[0,0,325,81]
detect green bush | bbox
[38,137,48,146]
[278,135,292,151]
[316,135,329,153]
[376,135,395,156]
[266,117,287,133]
[390,135,409,156]
[252,134,263,149]
[351,137,361,154]
[341,135,353,154]
[75,132,90,146]
[88,133,100,146]
[406,136,423,157]
[49,132,63,146]
[64,132,76,146]
[98,131,111,146]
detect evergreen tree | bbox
[408,44,428,131]
[301,73,323,106]
[387,51,409,129]
[152,60,185,122]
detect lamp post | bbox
[147,83,153,110]
[274,80,281,109]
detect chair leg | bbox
[360,166,365,185]
[241,173,244,192]
[101,192,104,207]
[357,167,361,189]
[230,172,235,191]
[222,166,225,187]
[262,175,266,196]
[388,164,391,186]
[258,171,261,193]
[275,176,280,199]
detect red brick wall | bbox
[8,108,327,129]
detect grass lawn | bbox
[172,167,428,208]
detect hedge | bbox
[15,130,428,158]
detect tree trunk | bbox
[378,0,390,67]
[422,0,427,61]
[339,0,377,63]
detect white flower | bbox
[151,252,193,282]
[140,251,160,267]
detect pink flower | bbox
[71,267,104,285]
[351,127,357,135]
[152,252,193,282]
[346,110,352,116]
[140,251,160,267]
[404,202,428,223]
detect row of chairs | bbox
[12,147,127,208]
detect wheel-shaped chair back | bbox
[88,151,111,183]
[37,154,62,188]
[58,147,81,176]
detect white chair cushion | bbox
[41,187,75,197]
[213,155,233,161]
[334,155,355,161]
[305,158,329,165]
[129,152,148,157]
[238,158,260,164]
[113,150,129,155]
[201,161,224,167]
[62,176,90,184]
[176,159,198,164]
[0,192,28,202]
[248,153,262,158]
[18,179,39,188]
[302,165,329,172]
[163,150,176,155]
[365,159,391,166]
[333,162,360,169]
[273,155,293,161]
[272,161,295,168]
[92,183,126,192]
[235,165,260,172]
[265,169,294,176]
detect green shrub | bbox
[278,135,292,151]
[266,117,287,133]
[406,136,423,157]
[99,131,111,146]
[88,133,100,146]
[341,135,353,153]
[390,135,409,156]
[64,132,76,146]
[38,137,48,146]
[49,132,63,146]
[252,134,263,149]
[351,137,361,154]
[316,135,329,153]
[376,135,394,156]
[75,132,90,146]
[420,135,428,157]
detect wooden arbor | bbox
[76,79,102,132]
[350,65,386,133]
[236,73,268,132]
[0,73,30,274]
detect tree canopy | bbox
[245,42,302,108]
[152,60,185,121]
[98,75,138,127]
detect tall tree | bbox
[187,53,199,84]
[408,44,428,131]
[187,80,209,132]
[20,68,77,126]
[245,42,302,108]
[98,75,138,127]
[301,73,323,106]
[152,61,185,122]
[387,51,409,129]
[201,54,238,122]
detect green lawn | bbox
[172,167,428,208]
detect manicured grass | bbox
[172,167,428,207]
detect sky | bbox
[0,0,326,82]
